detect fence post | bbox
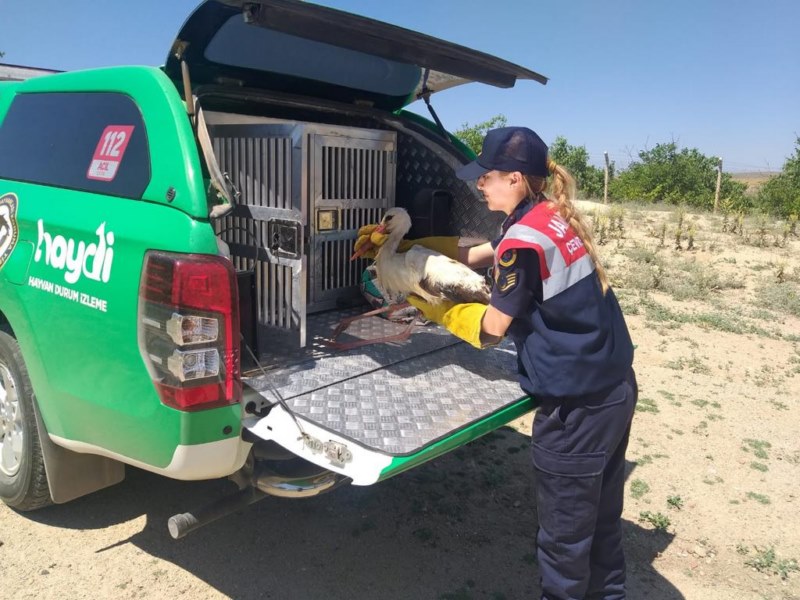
[604,151,609,205]
[714,157,722,213]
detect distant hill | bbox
[730,171,778,192]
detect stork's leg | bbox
[325,303,417,350]
[329,305,393,338]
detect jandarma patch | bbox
[499,249,517,268]
[0,193,20,270]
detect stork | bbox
[370,207,490,305]
[328,207,490,349]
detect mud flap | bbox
[33,398,125,504]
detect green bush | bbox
[756,137,800,217]
[610,143,747,209]
[454,115,507,155]
[549,136,609,199]
[453,120,608,200]
[453,119,800,218]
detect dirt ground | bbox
[1,204,799,599]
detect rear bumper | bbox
[50,434,251,480]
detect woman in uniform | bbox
[357,126,637,599]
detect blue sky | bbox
[2,0,798,172]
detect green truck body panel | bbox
[0,67,242,468]
[14,67,209,219]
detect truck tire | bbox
[0,330,52,511]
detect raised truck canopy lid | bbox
[165,0,547,111]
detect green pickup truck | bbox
[0,0,546,537]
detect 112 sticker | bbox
[87,125,134,182]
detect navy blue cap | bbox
[456,126,549,180]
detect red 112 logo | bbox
[87,125,134,182]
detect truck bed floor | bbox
[242,308,526,455]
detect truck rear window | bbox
[205,15,422,97]
[0,92,150,198]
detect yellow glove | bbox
[407,297,456,325]
[352,223,459,260]
[406,236,460,260]
[407,297,493,349]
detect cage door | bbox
[308,132,396,312]
[209,125,307,351]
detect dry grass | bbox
[575,203,800,597]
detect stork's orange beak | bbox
[350,223,387,261]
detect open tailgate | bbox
[242,309,533,485]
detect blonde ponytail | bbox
[523,161,611,295]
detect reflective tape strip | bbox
[541,252,595,300]
[497,223,596,300]
[500,223,565,276]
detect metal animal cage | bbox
[209,117,396,352]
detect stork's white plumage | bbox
[372,207,490,306]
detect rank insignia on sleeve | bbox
[499,249,517,268]
[497,271,519,294]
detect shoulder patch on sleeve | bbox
[495,270,519,295]
[498,249,517,268]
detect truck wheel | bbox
[0,330,52,511]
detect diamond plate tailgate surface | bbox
[244,309,526,455]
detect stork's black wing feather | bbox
[419,274,491,305]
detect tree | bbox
[756,137,800,217]
[610,142,747,210]
[454,114,507,155]
[454,121,607,198]
[549,136,610,199]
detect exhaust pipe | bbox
[168,486,267,539]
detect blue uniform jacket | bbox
[490,197,634,399]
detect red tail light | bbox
[138,251,241,411]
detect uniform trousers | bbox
[531,369,638,600]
